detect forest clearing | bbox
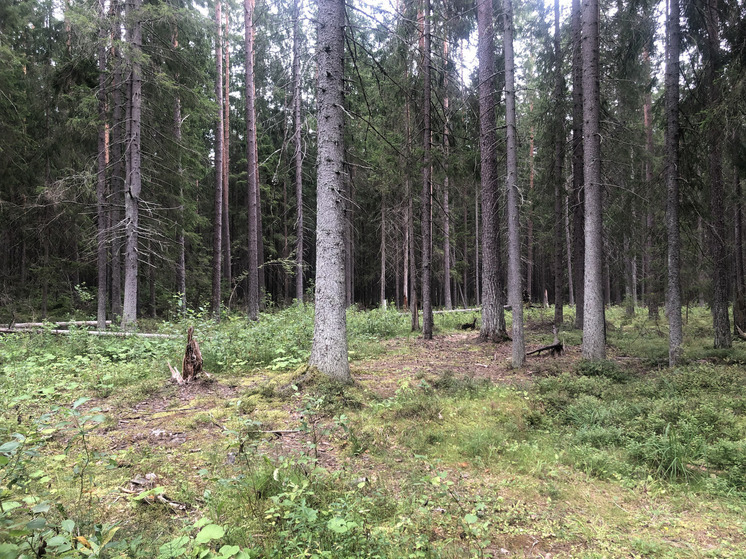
[2,305,746,558]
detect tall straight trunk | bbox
[643,48,658,318]
[421,0,433,339]
[96,0,107,329]
[571,0,585,329]
[245,0,260,320]
[403,202,409,309]
[478,0,505,342]
[553,0,565,329]
[173,28,186,314]
[223,12,231,288]
[565,193,575,305]
[380,203,387,308]
[581,0,605,359]
[443,39,453,311]
[704,0,731,348]
[345,167,354,306]
[503,0,525,366]
[665,0,683,365]
[211,0,224,320]
[148,239,156,317]
[475,188,480,305]
[122,0,142,328]
[310,0,351,383]
[109,0,123,319]
[735,168,744,295]
[409,191,419,330]
[293,0,304,304]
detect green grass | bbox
[2,304,746,557]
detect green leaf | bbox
[0,543,21,559]
[194,524,225,544]
[31,502,50,514]
[72,397,91,409]
[327,517,350,534]
[463,514,479,524]
[26,517,47,530]
[158,536,189,558]
[218,545,241,558]
[0,501,21,513]
[0,441,20,454]
[61,519,75,533]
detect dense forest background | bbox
[1,0,745,340]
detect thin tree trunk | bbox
[245,0,259,320]
[443,38,453,311]
[211,0,224,320]
[122,0,142,328]
[110,0,123,319]
[553,0,565,329]
[478,0,505,342]
[503,0,524,365]
[293,0,304,304]
[565,193,575,306]
[643,48,658,319]
[173,27,187,315]
[704,0,731,348]
[223,11,231,289]
[581,0,605,359]
[665,0,683,365]
[309,0,351,382]
[380,202,387,308]
[421,0,433,339]
[571,0,585,330]
[96,0,107,330]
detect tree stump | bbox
[169,326,203,384]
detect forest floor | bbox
[3,308,746,558]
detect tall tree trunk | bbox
[643,48,658,319]
[211,0,224,320]
[421,0,433,339]
[581,0,605,359]
[409,190,419,330]
[309,0,351,383]
[96,0,107,330]
[665,0,683,365]
[345,167,354,306]
[571,0,585,329]
[245,0,260,320]
[503,0,525,365]
[478,0,505,342]
[565,193,575,306]
[293,0,304,304]
[223,12,231,290]
[553,0,565,329]
[122,0,142,328]
[704,0,731,348]
[443,38,453,311]
[380,203,387,308]
[173,27,186,315]
[109,0,123,319]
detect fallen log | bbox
[0,327,177,338]
[527,342,564,357]
[10,320,112,329]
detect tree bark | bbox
[122,0,142,328]
[503,0,525,366]
[443,38,453,311]
[309,0,351,382]
[110,0,124,319]
[421,0,433,339]
[704,0,731,348]
[293,0,304,304]
[173,27,187,315]
[245,0,260,320]
[478,0,506,343]
[665,0,683,365]
[553,0,565,329]
[96,0,107,330]
[223,11,231,289]
[581,0,605,359]
[380,202,387,308]
[211,0,224,320]
[571,0,585,330]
